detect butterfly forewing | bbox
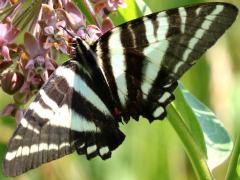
[92,2,238,121]
[3,2,238,177]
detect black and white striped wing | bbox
[3,60,125,176]
[92,2,238,122]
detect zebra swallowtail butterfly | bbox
[3,2,238,176]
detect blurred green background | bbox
[1,0,240,179]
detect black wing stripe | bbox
[95,33,123,112]
[122,20,146,119]
[172,5,230,76]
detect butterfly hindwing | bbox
[92,2,238,121]
[3,60,125,176]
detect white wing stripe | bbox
[179,7,187,33]
[21,146,30,156]
[49,144,58,151]
[39,143,48,151]
[174,5,224,73]
[29,102,54,119]
[20,118,40,134]
[156,12,169,41]
[39,89,58,111]
[109,33,128,106]
[144,17,156,43]
[71,110,100,132]
[59,142,71,149]
[5,142,72,161]
[55,66,111,115]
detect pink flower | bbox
[58,2,85,31]
[0,0,9,10]
[20,32,56,97]
[94,0,126,15]
[101,17,114,33]
[77,25,102,42]
[0,22,19,60]
[106,0,127,11]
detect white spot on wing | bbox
[21,146,30,156]
[79,143,85,148]
[87,145,97,154]
[15,146,22,159]
[196,7,202,15]
[14,135,23,140]
[159,92,171,103]
[49,144,58,151]
[99,146,109,156]
[173,61,184,73]
[39,143,48,151]
[59,142,70,149]
[30,144,38,154]
[20,118,28,128]
[5,151,17,161]
[153,106,164,118]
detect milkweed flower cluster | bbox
[0,0,126,123]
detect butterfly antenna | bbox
[59,26,76,38]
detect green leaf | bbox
[237,154,240,177]
[135,0,152,15]
[173,85,207,158]
[178,83,233,170]
[167,104,213,180]
[118,0,140,20]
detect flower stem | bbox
[167,104,213,180]
[225,134,240,180]
[82,0,101,28]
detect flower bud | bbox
[0,60,12,72]
[1,71,24,94]
[1,104,17,117]
[101,17,114,34]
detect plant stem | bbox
[225,134,240,180]
[167,104,213,180]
